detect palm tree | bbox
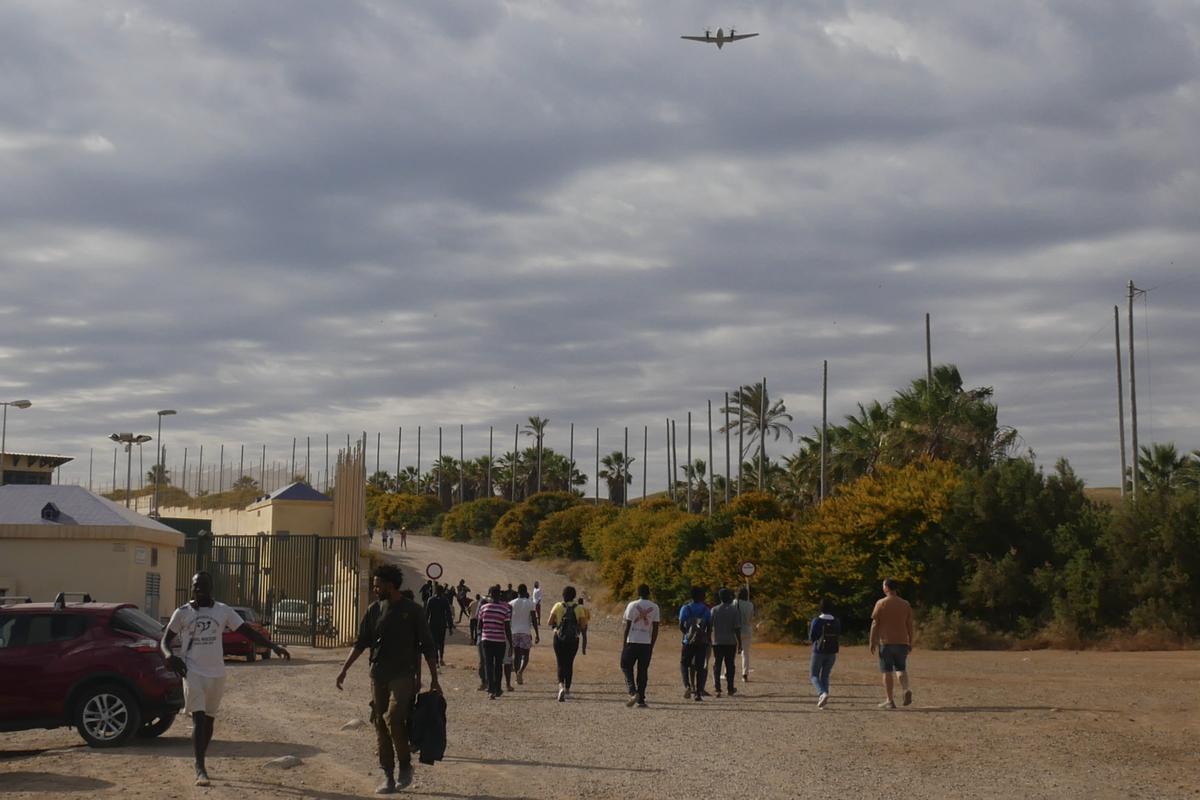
[232,475,258,491]
[494,450,526,501]
[145,463,170,486]
[397,466,421,494]
[890,364,1018,469]
[680,458,710,513]
[721,382,794,462]
[523,416,549,492]
[598,451,635,505]
[1137,443,1190,493]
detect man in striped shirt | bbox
[478,585,513,699]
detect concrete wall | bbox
[0,536,179,623]
[154,501,333,537]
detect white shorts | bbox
[184,674,227,716]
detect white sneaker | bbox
[878,699,896,709]
[557,685,566,702]
[626,693,638,707]
[817,692,828,708]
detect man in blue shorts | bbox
[868,578,914,709]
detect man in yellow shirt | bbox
[868,578,914,710]
[547,586,590,701]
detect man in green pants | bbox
[338,564,441,794]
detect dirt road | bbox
[3,535,1199,799]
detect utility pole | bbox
[707,400,714,517]
[758,377,767,491]
[925,313,933,393]
[686,411,692,512]
[568,423,574,496]
[417,426,423,495]
[623,426,629,508]
[594,427,600,504]
[1114,306,1127,497]
[290,438,296,482]
[459,424,465,506]
[487,426,493,498]
[642,425,648,502]
[724,392,731,504]
[737,391,744,496]
[260,444,266,491]
[671,419,679,502]
[397,427,402,481]
[1128,280,1141,499]
[665,418,672,500]
[821,359,828,502]
[512,424,519,500]
[325,434,330,493]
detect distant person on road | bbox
[456,580,471,622]
[508,583,539,685]
[162,571,291,787]
[548,585,590,701]
[337,563,440,794]
[468,593,482,645]
[400,526,408,549]
[621,583,660,707]
[809,598,841,708]
[420,580,433,607]
[532,581,543,625]
[425,584,455,667]
[478,585,514,699]
[735,587,755,683]
[869,578,914,710]
[678,586,711,702]
[709,587,742,697]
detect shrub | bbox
[438,497,513,543]
[369,492,441,530]
[492,492,578,558]
[917,607,1007,650]
[529,505,614,559]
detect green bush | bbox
[492,492,578,558]
[369,492,441,530]
[438,498,513,543]
[917,607,1007,650]
[529,505,615,559]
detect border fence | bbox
[176,533,360,648]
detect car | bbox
[0,593,184,747]
[222,606,273,662]
[272,599,311,634]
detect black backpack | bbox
[685,614,709,647]
[556,603,580,642]
[816,618,839,654]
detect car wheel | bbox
[138,712,178,738]
[75,684,142,747]
[246,648,256,662]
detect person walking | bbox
[678,586,711,702]
[399,525,408,549]
[478,585,513,699]
[548,585,589,701]
[336,564,440,795]
[809,598,841,708]
[508,583,539,685]
[455,580,471,622]
[532,580,543,625]
[709,588,742,697]
[468,593,482,645]
[161,572,290,787]
[620,583,660,708]
[869,578,914,709]
[425,584,455,667]
[735,587,755,683]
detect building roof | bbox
[0,485,179,532]
[264,482,331,503]
[1,452,74,468]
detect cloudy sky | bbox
[2,0,1197,495]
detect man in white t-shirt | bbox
[736,587,755,682]
[620,583,660,708]
[508,584,539,685]
[532,581,543,625]
[162,572,289,787]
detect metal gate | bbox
[175,533,360,648]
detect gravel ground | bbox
[2,535,1198,799]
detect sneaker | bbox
[488,693,496,700]
[506,684,514,692]
[626,693,638,707]
[684,688,692,699]
[903,690,913,707]
[742,672,749,683]
[636,701,649,708]
[694,692,702,702]
[396,765,414,790]
[715,690,722,698]
[817,692,829,708]
[557,686,566,702]
[376,775,397,795]
[878,699,896,709]
[516,672,524,685]
[728,687,737,697]
[195,768,211,787]
[698,689,712,697]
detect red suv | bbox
[0,593,184,747]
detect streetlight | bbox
[110,432,152,509]
[152,410,177,517]
[1,399,33,487]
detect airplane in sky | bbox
[681,28,759,49]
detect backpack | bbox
[816,618,839,654]
[685,612,709,647]
[556,603,580,642]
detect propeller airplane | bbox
[681,27,759,49]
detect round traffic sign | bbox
[739,561,756,578]
[426,562,444,580]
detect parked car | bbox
[222,606,273,662]
[0,593,183,747]
[272,599,311,634]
